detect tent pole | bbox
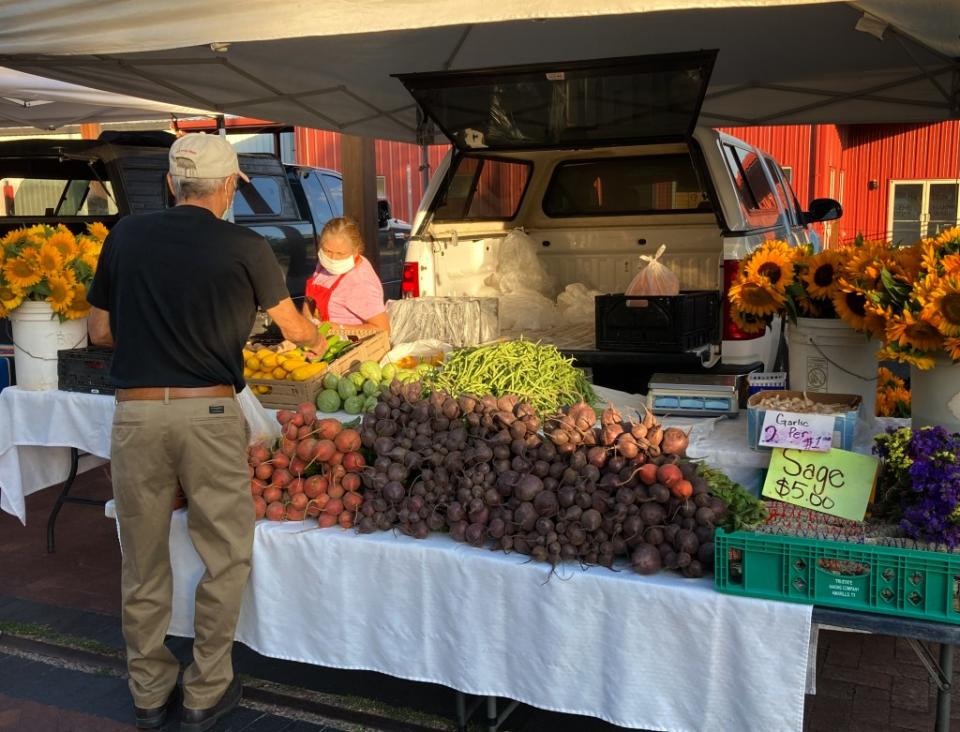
[340,134,379,275]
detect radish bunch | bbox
[247,402,365,528]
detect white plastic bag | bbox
[499,290,559,332]
[487,229,554,296]
[556,283,601,324]
[238,386,281,445]
[383,339,454,366]
[625,244,679,297]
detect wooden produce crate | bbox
[246,327,389,408]
[326,326,390,376]
[246,370,327,409]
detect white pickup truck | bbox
[394,51,841,388]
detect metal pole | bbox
[936,643,954,732]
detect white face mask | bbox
[319,250,356,275]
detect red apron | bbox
[305,272,348,322]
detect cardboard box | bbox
[746,390,862,452]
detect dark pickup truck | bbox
[0,130,410,305]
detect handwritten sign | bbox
[762,448,879,521]
[759,411,834,452]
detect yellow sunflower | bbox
[921,277,960,337]
[877,366,900,388]
[942,253,960,276]
[0,283,24,317]
[863,305,888,340]
[743,242,795,289]
[730,308,769,334]
[934,227,960,246]
[728,275,785,316]
[886,309,944,353]
[844,240,896,286]
[2,254,42,289]
[798,295,824,318]
[46,272,76,315]
[45,230,79,262]
[86,222,109,241]
[832,287,871,331]
[802,250,842,299]
[945,337,960,362]
[79,240,102,270]
[36,242,65,276]
[893,244,923,282]
[62,284,91,320]
[878,346,937,371]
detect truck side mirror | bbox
[803,198,842,225]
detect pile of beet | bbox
[358,382,726,578]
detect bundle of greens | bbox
[696,464,767,532]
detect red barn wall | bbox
[841,121,960,243]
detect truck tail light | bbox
[722,259,761,341]
[401,262,420,298]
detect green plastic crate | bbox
[714,529,960,624]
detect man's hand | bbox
[267,298,326,350]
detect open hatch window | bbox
[397,51,716,151]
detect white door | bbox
[889,180,960,244]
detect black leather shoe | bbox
[135,685,179,729]
[180,675,242,732]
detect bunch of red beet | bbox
[358,382,726,578]
[247,401,365,528]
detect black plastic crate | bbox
[58,347,116,395]
[595,291,720,352]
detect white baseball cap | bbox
[169,133,249,182]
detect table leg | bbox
[486,696,498,732]
[936,643,954,732]
[45,448,105,553]
[456,691,467,732]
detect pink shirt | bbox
[308,256,385,325]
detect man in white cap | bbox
[87,133,326,731]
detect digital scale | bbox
[645,373,743,419]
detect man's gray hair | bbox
[169,174,231,201]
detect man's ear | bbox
[165,173,175,197]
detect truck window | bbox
[722,143,780,229]
[433,156,531,220]
[1,178,118,217]
[764,156,801,226]
[233,177,282,217]
[542,155,708,217]
[300,171,334,230]
[321,174,344,216]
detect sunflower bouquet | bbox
[876,366,911,418]
[852,227,960,370]
[0,223,107,321]
[727,237,904,336]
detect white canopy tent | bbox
[0,1,955,143]
[0,66,208,130]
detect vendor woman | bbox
[304,217,389,333]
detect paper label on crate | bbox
[758,410,834,452]
[762,448,878,522]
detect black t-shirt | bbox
[88,205,289,390]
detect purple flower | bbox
[895,427,960,546]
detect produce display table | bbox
[158,509,814,732]
[0,386,277,530]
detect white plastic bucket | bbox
[9,301,87,390]
[911,356,960,432]
[787,317,878,419]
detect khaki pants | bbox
[112,394,253,710]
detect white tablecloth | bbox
[162,513,813,732]
[0,386,280,524]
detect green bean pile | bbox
[432,340,597,415]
